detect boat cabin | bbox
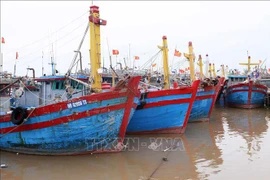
[227,75,248,87]
[9,75,89,110]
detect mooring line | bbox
[147,139,181,180]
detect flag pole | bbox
[0,41,3,73]
[133,56,135,73]
[13,60,17,77]
[171,45,177,71]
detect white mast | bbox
[204,54,209,78]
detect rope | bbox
[139,50,162,70]
[0,98,11,108]
[67,22,90,75]
[0,107,36,139]
[17,31,86,69]
[147,139,181,180]
[5,11,89,56]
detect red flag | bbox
[179,69,184,73]
[174,49,181,57]
[112,49,119,55]
[134,56,139,60]
[16,52,19,59]
[1,37,5,44]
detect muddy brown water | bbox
[1,105,270,180]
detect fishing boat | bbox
[0,5,141,155]
[224,75,267,108]
[183,44,225,122]
[127,36,200,134]
[188,78,224,122]
[223,56,267,108]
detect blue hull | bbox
[0,77,141,155]
[127,80,200,134]
[225,82,267,109]
[188,89,216,122]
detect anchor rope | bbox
[147,139,181,180]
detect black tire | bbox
[11,107,28,125]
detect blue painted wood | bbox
[188,90,216,122]
[226,90,266,105]
[0,96,139,155]
[225,83,267,108]
[127,93,192,133]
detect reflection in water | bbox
[222,107,268,159]
[1,107,270,180]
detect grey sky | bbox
[1,1,270,76]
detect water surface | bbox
[1,106,270,180]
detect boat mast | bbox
[239,56,259,73]
[158,36,170,89]
[221,64,225,77]
[209,63,212,78]
[204,54,209,78]
[197,54,204,79]
[212,63,216,78]
[48,44,57,76]
[89,5,107,92]
[184,42,195,81]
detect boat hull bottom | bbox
[226,103,264,109]
[0,147,123,156]
[126,126,186,135]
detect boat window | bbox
[71,80,83,90]
[55,81,60,89]
[52,80,83,90]
[52,81,64,90]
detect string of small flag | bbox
[2,37,267,74]
[112,49,140,60]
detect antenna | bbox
[129,44,131,69]
[48,44,57,75]
[42,51,44,75]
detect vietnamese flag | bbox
[174,49,181,57]
[112,49,119,55]
[134,56,139,60]
[1,37,5,44]
[179,69,184,73]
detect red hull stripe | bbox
[0,91,128,123]
[142,98,191,109]
[195,94,215,100]
[146,88,193,98]
[0,103,128,134]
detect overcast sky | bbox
[1,1,270,77]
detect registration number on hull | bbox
[67,100,87,109]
